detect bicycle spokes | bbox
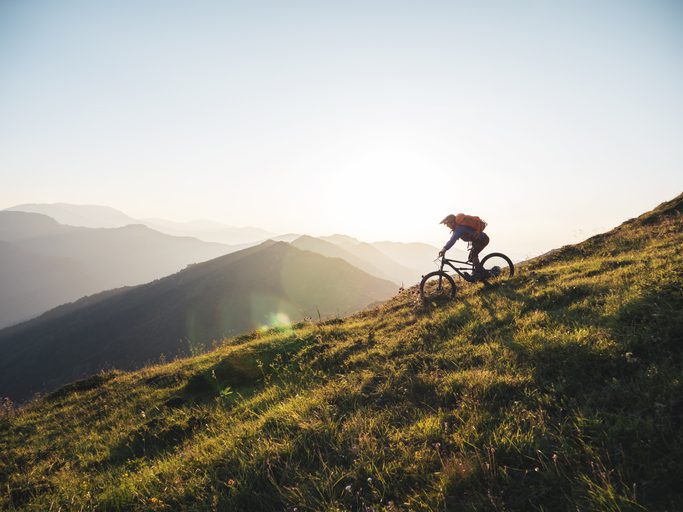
[419,271,456,302]
[480,253,514,281]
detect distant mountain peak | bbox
[293,234,322,243]
[0,210,66,242]
[119,223,153,231]
[320,234,361,245]
[0,210,60,225]
[6,203,137,228]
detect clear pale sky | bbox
[1,0,682,258]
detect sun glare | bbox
[323,145,449,242]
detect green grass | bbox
[1,195,682,511]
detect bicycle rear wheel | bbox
[420,271,456,303]
[480,252,514,282]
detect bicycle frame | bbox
[437,256,474,280]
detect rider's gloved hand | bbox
[438,250,445,258]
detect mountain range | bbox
[0,240,397,402]
[6,203,276,245]
[1,204,442,328]
[0,211,235,328]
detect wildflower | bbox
[367,477,373,484]
[345,484,352,493]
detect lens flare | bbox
[259,311,292,333]
[269,312,291,327]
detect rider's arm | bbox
[442,226,467,252]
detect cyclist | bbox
[438,214,490,281]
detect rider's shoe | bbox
[462,272,475,283]
[472,269,488,281]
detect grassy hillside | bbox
[1,195,682,511]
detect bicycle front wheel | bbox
[480,252,514,282]
[420,271,456,303]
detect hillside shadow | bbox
[107,414,206,464]
[471,284,640,397]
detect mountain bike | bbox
[419,252,514,302]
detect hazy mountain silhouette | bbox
[6,203,274,245]
[0,210,68,240]
[5,203,446,275]
[0,241,397,402]
[291,235,395,283]
[293,235,450,286]
[270,233,303,242]
[0,240,86,327]
[319,235,421,286]
[319,234,360,246]
[0,209,440,328]
[142,218,274,245]
[6,203,137,228]
[0,212,235,327]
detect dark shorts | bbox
[469,232,490,262]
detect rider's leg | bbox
[469,233,490,275]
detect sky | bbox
[1,0,682,258]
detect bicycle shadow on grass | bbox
[472,281,658,406]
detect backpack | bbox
[455,213,487,234]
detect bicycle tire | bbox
[419,271,456,302]
[480,252,514,281]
